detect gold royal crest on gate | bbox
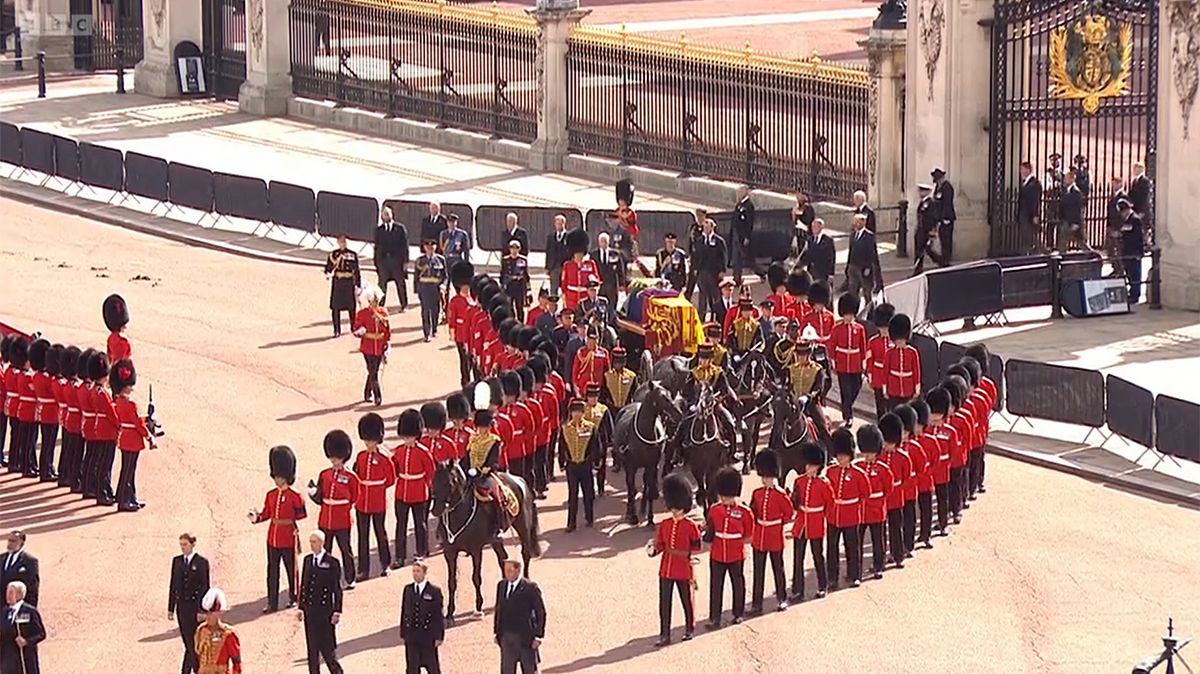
[1048,14,1133,115]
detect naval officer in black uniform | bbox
[299,530,345,674]
[400,559,445,674]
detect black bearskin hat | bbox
[499,371,522,398]
[754,449,781,478]
[514,326,537,353]
[662,471,694,512]
[109,358,136,393]
[397,409,423,438]
[892,403,917,434]
[358,412,385,443]
[474,409,495,427]
[943,376,968,406]
[490,304,513,331]
[956,357,981,387]
[269,445,298,485]
[45,344,63,377]
[878,413,904,445]
[831,427,855,457]
[516,367,535,394]
[785,269,812,297]
[856,423,883,454]
[801,442,826,469]
[76,348,95,380]
[449,260,476,291]
[925,386,952,416]
[910,398,931,426]
[527,354,549,383]
[945,363,971,388]
[808,281,830,307]
[837,293,861,317]
[873,303,896,331]
[87,351,110,381]
[965,343,991,377]
[420,402,447,432]
[565,228,590,256]
[888,313,912,342]
[103,293,130,332]
[0,335,11,363]
[446,393,470,421]
[498,319,519,346]
[471,273,490,294]
[7,336,27,368]
[28,338,50,371]
[767,262,788,291]
[536,342,558,370]
[714,466,742,498]
[60,345,81,379]
[323,429,354,461]
[486,377,504,407]
[616,178,634,205]
[479,282,501,307]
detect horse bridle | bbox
[437,464,479,545]
[633,387,670,445]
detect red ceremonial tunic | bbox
[978,376,998,411]
[534,386,559,446]
[881,344,921,399]
[80,382,96,441]
[783,300,813,325]
[255,487,307,550]
[51,376,66,426]
[949,409,976,465]
[525,306,544,328]
[825,463,871,529]
[562,258,600,309]
[749,486,794,552]
[800,308,836,342]
[865,333,892,390]
[107,331,131,364]
[766,292,792,318]
[902,438,927,501]
[790,474,834,540]
[63,379,82,434]
[353,450,396,514]
[32,371,57,424]
[926,420,960,482]
[439,425,470,462]
[15,370,35,422]
[655,516,701,581]
[392,442,435,504]
[880,448,912,511]
[707,502,752,563]
[115,395,150,451]
[493,411,516,468]
[914,434,939,493]
[447,294,474,344]
[965,390,990,451]
[857,459,893,524]
[195,622,242,674]
[828,320,868,374]
[517,399,542,456]
[0,365,6,417]
[315,467,360,531]
[571,346,610,396]
[469,309,489,357]
[355,307,391,357]
[92,386,119,441]
[548,371,567,404]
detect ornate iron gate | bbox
[72,0,143,71]
[203,0,248,100]
[987,0,1158,256]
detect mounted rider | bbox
[678,341,740,457]
[725,298,764,363]
[463,382,512,538]
[764,316,794,379]
[698,323,728,369]
[600,346,639,411]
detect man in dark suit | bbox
[544,215,571,296]
[168,533,211,674]
[419,202,448,253]
[730,186,756,287]
[590,232,626,307]
[1129,160,1153,242]
[1016,161,1044,253]
[1058,170,1086,251]
[1,531,38,608]
[852,190,877,233]
[503,213,530,257]
[299,531,345,674]
[400,560,444,674]
[931,167,956,264]
[845,214,882,304]
[2,581,45,674]
[1116,199,1147,302]
[1105,176,1129,277]
[375,206,410,310]
[494,559,546,674]
[693,218,728,322]
[800,218,836,284]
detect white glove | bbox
[246,509,258,523]
[468,468,479,478]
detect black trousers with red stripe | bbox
[659,578,694,638]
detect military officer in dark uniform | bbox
[323,235,361,337]
[559,399,600,532]
[931,167,956,265]
[578,280,616,332]
[500,240,531,323]
[764,317,793,379]
[655,233,689,291]
[299,530,345,674]
[464,384,509,537]
[912,183,939,275]
[414,239,447,342]
[400,559,445,674]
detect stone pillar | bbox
[16,0,75,72]
[239,0,291,116]
[527,0,591,172]
[134,0,205,98]
[861,27,907,210]
[905,0,994,260]
[1155,0,1200,310]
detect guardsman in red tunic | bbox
[828,294,868,426]
[925,387,959,534]
[111,359,151,513]
[196,589,242,674]
[528,356,560,496]
[250,445,306,612]
[749,450,794,614]
[28,339,57,481]
[561,229,597,310]
[104,294,132,365]
[825,428,870,589]
[74,348,96,492]
[11,338,37,477]
[90,351,120,505]
[855,424,893,580]
[570,328,609,399]
[782,269,814,325]
[392,410,434,565]
[0,335,9,469]
[881,313,921,412]
[497,371,530,479]
[909,399,938,548]
[799,281,835,342]
[878,413,911,568]
[965,344,998,493]
[765,263,792,317]
[943,375,975,524]
[418,400,451,466]
[56,345,83,489]
[892,404,924,553]
[441,393,472,463]
[310,430,361,588]
[790,443,833,600]
[353,286,391,406]
[650,472,701,647]
[447,260,477,387]
[865,303,895,417]
[703,467,751,628]
[354,412,395,580]
[953,357,989,501]
[516,367,543,489]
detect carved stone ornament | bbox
[149,0,167,51]
[1170,0,1200,140]
[248,0,265,64]
[867,53,881,185]
[919,0,944,101]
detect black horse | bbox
[728,349,775,475]
[769,389,826,484]
[673,386,733,513]
[612,381,682,526]
[430,463,542,624]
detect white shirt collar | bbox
[314,551,325,564]
[415,580,426,594]
[184,552,193,564]
[9,600,22,615]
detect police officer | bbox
[912,183,938,275]
[655,233,689,291]
[299,530,345,674]
[414,239,447,342]
[500,240,531,323]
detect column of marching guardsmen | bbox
[0,294,153,514]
